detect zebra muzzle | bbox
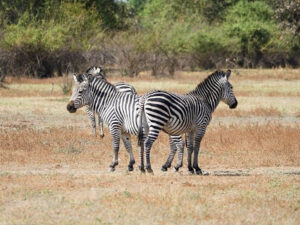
[67,101,77,113]
[230,100,238,109]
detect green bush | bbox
[0,0,299,77]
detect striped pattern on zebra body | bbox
[68,74,139,171]
[67,74,185,172]
[114,82,138,95]
[84,66,106,137]
[138,70,238,174]
[83,67,137,138]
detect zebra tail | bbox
[138,96,146,147]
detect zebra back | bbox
[115,82,137,95]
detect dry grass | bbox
[213,106,282,117]
[1,69,300,97]
[1,123,299,169]
[0,69,300,224]
[0,172,299,225]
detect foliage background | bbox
[0,0,299,78]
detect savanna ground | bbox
[0,69,299,225]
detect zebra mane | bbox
[188,70,230,111]
[86,66,106,80]
[196,70,226,89]
[88,75,117,92]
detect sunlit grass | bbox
[0,69,300,225]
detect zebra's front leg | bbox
[86,106,97,136]
[186,132,194,174]
[98,113,104,138]
[193,132,204,175]
[161,135,177,172]
[121,133,135,171]
[109,127,121,172]
[174,136,184,172]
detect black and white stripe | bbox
[138,70,238,174]
[67,75,138,171]
[67,74,185,172]
[83,67,137,138]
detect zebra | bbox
[83,66,137,138]
[138,70,238,174]
[83,66,106,137]
[67,74,185,172]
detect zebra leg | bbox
[161,135,177,172]
[186,132,194,174]
[98,113,104,138]
[138,116,148,173]
[86,106,97,136]
[174,136,185,172]
[193,133,204,175]
[144,127,160,173]
[139,144,145,173]
[121,133,135,171]
[109,126,121,172]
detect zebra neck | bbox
[89,81,118,113]
[190,82,222,112]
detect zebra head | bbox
[67,74,92,113]
[219,70,238,109]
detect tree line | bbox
[0,0,299,78]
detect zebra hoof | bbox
[161,166,168,172]
[173,167,179,172]
[109,167,115,172]
[100,134,104,139]
[188,167,194,174]
[146,167,153,174]
[128,165,134,172]
[195,169,203,175]
[139,166,145,173]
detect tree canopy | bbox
[0,0,299,77]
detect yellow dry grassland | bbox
[0,69,299,225]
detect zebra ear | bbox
[225,69,231,79]
[84,73,94,83]
[73,73,79,83]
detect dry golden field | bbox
[0,69,300,225]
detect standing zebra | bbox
[84,66,106,138]
[84,66,137,138]
[138,70,238,174]
[67,74,185,172]
[67,74,138,171]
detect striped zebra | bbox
[83,66,137,138]
[138,70,238,174]
[84,66,106,137]
[67,74,185,172]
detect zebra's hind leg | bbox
[98,114,104,138]
[139,144,145,173]
[138,128,146,173]
[174,136,184,172]
[145,127,160,173]
[109,126,121,172]
[121,133,135,171]
[161,135,177,172]
[186,132,194,174]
